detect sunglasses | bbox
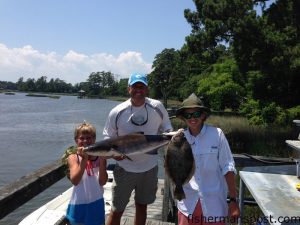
[130,105,148,126]
[182,111,203,119]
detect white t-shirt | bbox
[177,125,236,220]
[103,97,173,172]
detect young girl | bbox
[174,93,240,225]
[66,122,108,225]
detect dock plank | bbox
[121,216,175,225]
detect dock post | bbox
[238,177,245,225]
[162,175,176,222]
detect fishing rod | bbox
[240,153,295,165]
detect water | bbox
[0,93,120,225]
[0,92,167,225]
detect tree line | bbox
[1,0,299,126]
[0,72,130,98]
[148,0,300,126]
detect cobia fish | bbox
[164,131,195,201]
[83,133,174,160]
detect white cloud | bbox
[0,43,152,84]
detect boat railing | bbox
[0,159,65,220]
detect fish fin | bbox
[124,154,132,161]
[162,131,179,136]
[110,148,132,161]
[174,185,185,201]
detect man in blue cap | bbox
[103,73,173,225]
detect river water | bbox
[0,92,167,225]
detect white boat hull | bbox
[19,171,113,225]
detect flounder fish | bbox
[164,131,195,200]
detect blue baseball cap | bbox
[128,73,148,86]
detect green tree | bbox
[149,48,181,106]
[0,81,17,90]
[231,0,300,107]
[35,76,48,92]
[116,78,129,97]
[53,78,71,93]
[17,77,26,91]
[197,58,244,111]
[182,0,250,67]
[180,0,300,125]
[87,71,117,97]
[87,72,103,96]
[25,78,36,91]
[48,78,55,93]
[101,71,117,96]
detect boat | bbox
[18,167,114,225]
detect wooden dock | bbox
[120,217,175,225]
[60,217,175,225]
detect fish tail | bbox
[174,185,185,201]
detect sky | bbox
[0,0,196,84]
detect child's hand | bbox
[171,128,184,141]
[77,147,88,161]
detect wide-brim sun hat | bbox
[128,73,148,86]
[175,93,211,117]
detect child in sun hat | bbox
[174,93,240,225]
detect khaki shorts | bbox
[111,164,158,212]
